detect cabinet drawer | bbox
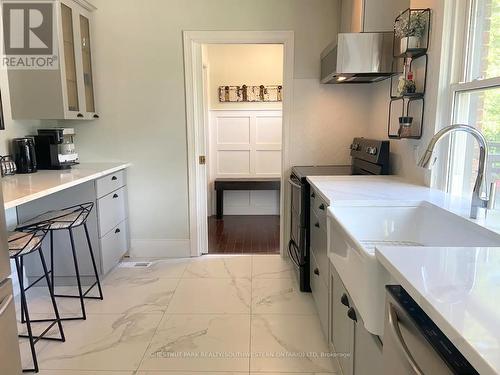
[310,251,329,340]
[96,170,125,198]
[97,186,127,236]
[310,209,328,285]
[101,220,128,275]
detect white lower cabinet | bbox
[329,264,383,375]
[310,251,329,338]
[330,263,354,375]
[101,219,128,275]
[19,170,130,284]
[95,173,129,274]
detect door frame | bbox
[183,30,294,257]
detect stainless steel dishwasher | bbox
[383,285,478,375]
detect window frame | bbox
[434,0,500,194]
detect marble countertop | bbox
[376,246,500,375]
[2,162,131,209]
[306,175,500,233]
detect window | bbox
[446,0,500,204]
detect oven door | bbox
[288,174,306,267]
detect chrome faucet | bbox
[418,124,496,219]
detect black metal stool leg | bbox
[83,223,103,300]
[50,231,54,295]
[20,256,25,324]
[69,228,86,320]
[15,257,38,373]
[38,249,65,342]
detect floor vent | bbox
[118,261,153,268]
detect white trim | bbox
[183,30,294,257]
[451,77,500,93]
[129,239,191,258]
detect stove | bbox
[288,138,390,292]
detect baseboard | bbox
[129,239,191,258]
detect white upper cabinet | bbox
[7,0,98,120]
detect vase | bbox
[400,36,421,54]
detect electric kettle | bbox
[12,138,37,174]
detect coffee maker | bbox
[34,128,79,170]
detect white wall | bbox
[206,44,283,110]
[72,0,374,257]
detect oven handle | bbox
[288,176,302,190]
[288,239,301,267]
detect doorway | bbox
[183,31,294,257]
[204,44,283,254]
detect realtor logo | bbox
[1,2,58,69]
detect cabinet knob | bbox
[77,113,84,118]
[111,176,118,181]
[115,228,121,234]
[314,222,320,228]
[347,307,357,322]
[319,204,325,210]
[311,192,316,198]
[313,268,320,276]
[341,293,350,307]
[113,193,119,198]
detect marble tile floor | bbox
[14,254,340,374]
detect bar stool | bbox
[9,223,65,373]
[17,202,103,322]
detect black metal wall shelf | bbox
[388,8,431,140]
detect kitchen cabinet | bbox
[8,0,99,120]
[330,263,355,375]
[310,188,329,339]
[18,170,129,283]
[329,263,383,375]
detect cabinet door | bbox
[79,12,97,117]
[330,266,354,375]
[353,310,383,375]
[60,2,80,114]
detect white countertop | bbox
[2,162,131,209]
[307,175,451,207]
[376,246,500,375]
[307,175,500,232]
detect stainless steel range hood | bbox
[321,32,395,84]
[321,0,409,84]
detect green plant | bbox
[395,11,427,39]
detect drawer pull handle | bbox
[313,268,320,276]
[311,192,316,198]
[113,193,119,198]
[347,307,357,322]
[314,222,320,228]
[115,228,121,234]
[111,176,117,181]
[93,114,100,119]
[341,293,350,307]
[319,204,325,210]
[77,113,84,118]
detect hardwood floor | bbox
[208,215,280,254]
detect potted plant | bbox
[395,10,427,54]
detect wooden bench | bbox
[214,178,281,219]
